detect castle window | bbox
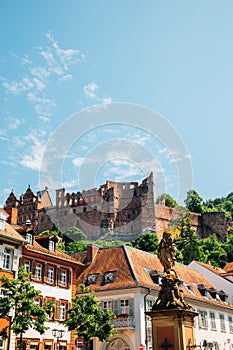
[83,207,87,213]
[127,214,131,219]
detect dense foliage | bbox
[63,284,116,344]
[0,267,54,350]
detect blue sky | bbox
[1,1,233,206]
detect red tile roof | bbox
[75,245,233,309]
[25,241,83,266]
[0,222,27,244]
[224,262,233,273]
[191,260,227,276]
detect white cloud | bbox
[84,81,112,104]
[20,135,46,171]
[6,116,22,130]
[84,82,99,99]
[1,31,85,122]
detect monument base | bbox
[146,309,199,350]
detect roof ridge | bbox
[123,245,141,286]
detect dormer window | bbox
[102,271,117,284]
[49,240,55,252]
[26,233,33,245]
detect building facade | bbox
[73,245,233,350]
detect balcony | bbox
[110,315,135,329]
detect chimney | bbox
[86,244,99,265]
[5,207,18,225]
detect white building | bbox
[74,245,233,350]
[18,229,83,350]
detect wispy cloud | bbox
[84,81,112,104]
[20,134,46,171]
[0,31,85,122]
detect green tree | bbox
[0,267,54,350]
[156,193,177,208]
[132,233,159,254]
[63,284,116,346]
[64,227,87,241]
[201,234,227,267]
[175,214,207,265]
[222,229,233,263]
[184,189,204,214]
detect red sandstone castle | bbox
[4,172,229,242]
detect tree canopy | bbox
[0,267,54,350]
[63,284,116,344]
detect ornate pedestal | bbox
[146,309,198,350]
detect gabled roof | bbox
[75,245,233,309]
[224,262,233,273]
[24,240,83,266]
[0,222,27,244]
[191,260,227,276]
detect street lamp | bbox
[52,329,65,350]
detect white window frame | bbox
[198,310,208,328]
[228,315,233,333]
[60,302,67,321]
[3,249,11,270]
[103,300,113,311]
[48,267,54,284]
[120,299,129,315]
[61,270,67,286]
[24,261,30,273]
[0,338,5,350]
[35,263,42,281]
[26,233,33,245]
[210,311,216,330]
[49,241,55,252]
[220,313,226,332]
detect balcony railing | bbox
[110,315,135,328]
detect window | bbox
[229,316,233,333]
[146,299,154,312]
[220,314,226,332]
[103,300,113,311]
[198,310,208,328]
[60,302,67,321]
[24,261,30,273]
[3,249,11,270]
[34,297,42,306]
[86,273,99,285]
[102,271,117,284]
[61,270,67,286]
[0,339,5,350]
[35,264,42,281]
[48,241,55,252]
[120,299,129,315]
[48,267,54,284]
[210,312,216,330]
[26,233,33,245]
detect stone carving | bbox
[153,231,192,310]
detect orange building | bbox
[0,209,26,350]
